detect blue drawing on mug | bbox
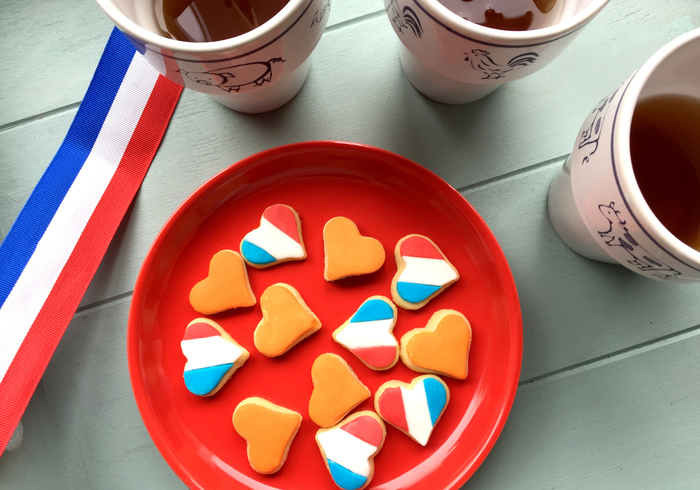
[179,58,285,93]
[597,202,681,279]
[463,50,539,80]
[311,0,330,29]
[387,0,423,38]
[578,88,620,164]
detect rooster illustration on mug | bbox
[464,49,539,79]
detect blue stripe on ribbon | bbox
[0,28,136,308]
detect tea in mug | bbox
[442,0,562,31]
[630,94,700,252]
[154,0,289,42]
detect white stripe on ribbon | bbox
[244,217,304,260]
[402,381,433,446]
[398,256,458,286]
[334,319,397,349]
[317,427,376,477]
[181,336,245,371]
[0,54,158,384]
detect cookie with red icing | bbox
[391,234,459,310]
[316,411,386,490]
[240,204,306,268]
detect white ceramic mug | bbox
[96,0,330,113]
[548,28,700,282]
[383,0,609,104]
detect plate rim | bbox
[127,140,523,489]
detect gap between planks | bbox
[75,289,700,391]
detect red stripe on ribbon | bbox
[0,76,181,452]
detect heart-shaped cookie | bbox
[400,309,472,380]
[374,375,449,446]
[309,353,371,427]
[254,283,321,357]
[240,204,306,268]
[391,234,459,310]
[232,397,302,474]
[333,296,399,370]
[316,410,386,490]
[323,216,385,281]
[189,250,256,315]
[181,318,249,396]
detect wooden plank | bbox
[0,0,382,126]
[38,296,184,489]
[0,384,70,489]
[463,160,700,380]
[3,130,699,383]
[465,331,700,489]
[29,296,700,488]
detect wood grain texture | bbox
[2,0,700,488]
[0,0,382,127]
[465,332,700,489]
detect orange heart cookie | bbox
[309,353,371,427]
[189,250,256,315]
[254,283,321,357]
[400,309,472,380]
[323,216,385,281]
[232,397,302,474]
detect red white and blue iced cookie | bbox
[180,318,249,396]
[390,234,459,310]
[332,296,399,370]
[374,375,449,446]
[315,411,386,490]
[240,204,306,268]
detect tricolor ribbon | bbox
[0,27,182,451]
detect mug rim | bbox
[613,28,700,270]
[95,0,309,53]
[413,0,611,46]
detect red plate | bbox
[128,141,522,489]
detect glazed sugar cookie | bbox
[374,375,449,446]
[240,204,306,268]
[390,234,459,310]
[233,397,302,474]
[181,318,249,396]
[333,296,399,370]
[323,216,385,281]
[254,283,321,357]
[309,353,371,427]
[316,411,386,490]
[189,249,256,315]
[400,309,472,380]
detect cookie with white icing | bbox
[332,296,399,370]
[390,234,459,310]
[240,204,306,268]
[374,375,449,446]
[316,411,386,490]
[181,318,249,396]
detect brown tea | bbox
[154,0,289,42]
[630,94,700,252]
[446,0,561,31]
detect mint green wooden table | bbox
[1,0,700,488]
